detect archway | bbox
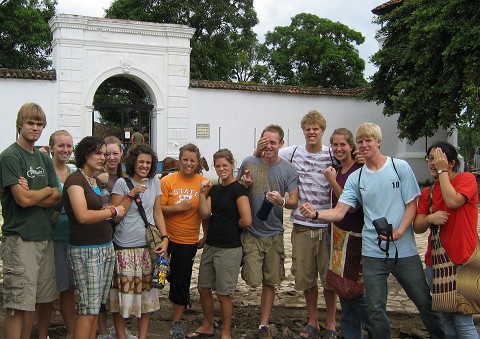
[92,76,154,153]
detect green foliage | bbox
[105,0,259,82]
[264,13,367,88]
[0,0,56,70]
[364,0,480,143]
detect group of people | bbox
[0,102,478,339]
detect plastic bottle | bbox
[256,195,273,221]
[100,184,110,208]
[152,254,169,289]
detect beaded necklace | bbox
[79,168,96,186]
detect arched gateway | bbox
[49,15,194,154]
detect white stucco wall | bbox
[0,78,58,148]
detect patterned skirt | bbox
[108,247,160,318]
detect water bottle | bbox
[152,254,169,289]
[256,195,274,221]
[100,184,110,208]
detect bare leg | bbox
[59,286,76,338]
[36,302,53,339]
[187,287,215,336]
[324,289,337,331]
[217,294,233,339]
[172,303,186,323]
[21,310,36,339]
[299,285,320,338]
[3,310,22,339]
[97,308,109,336]
[137,313,151,339]
[112,313,126,339]
[73,314,98,339]
[260,283,275,326]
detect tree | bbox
[0,0,56,70]
[264,13,367,88]
[105,0,259,81]
[365,0,480,144]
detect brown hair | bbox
[16,103,47,133]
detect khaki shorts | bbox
[197,245,242,295]
[0,236,57,311]
[291,224,332,291]
[241,231,285,287]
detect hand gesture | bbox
[433,147,449,172]
[253,137,269,157]
[354,150,365,165]
[177,198,193,211]
[154,240,168,255]
[96,172,109,184]
[324,166,336,183]
[240,169,252,188]
[200,179,211,193]
[299,202,316,219]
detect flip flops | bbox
[298,324,320,339]
[185,331,215,338]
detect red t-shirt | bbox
[417,172,478,266]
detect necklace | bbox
[79,168,96,186]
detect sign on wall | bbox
[196,123,210,139]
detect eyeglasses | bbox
[425,156,435,162]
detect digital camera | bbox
[373,217,392,238]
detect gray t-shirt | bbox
[237,156,298,238]
[112,176,161,247]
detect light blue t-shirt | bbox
[339,157,420,258]
[111,176,161,248]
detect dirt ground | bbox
[0,282,455,339]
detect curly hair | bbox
[124,144,158,179]
[74,136,106,169]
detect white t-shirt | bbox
[111,176,162,248]
[279,144,334,228]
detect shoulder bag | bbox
[124,177,163,262]
[429,185,480,314]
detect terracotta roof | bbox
[190,80,364,97]
[0,68,56,81]
[372,0,404,15]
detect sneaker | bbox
[109,327,138,339]
[258,325,272,339]
[170,322,186,339]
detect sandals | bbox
[298,324,320,339]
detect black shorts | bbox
[167,241,198,306]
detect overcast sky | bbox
[56,0,383,79]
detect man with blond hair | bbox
[0,103,60,339]
[299,123,445,339]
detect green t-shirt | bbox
[0,143,58,241]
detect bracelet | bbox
[313,210,319,220]
[280,197,286,207]
[106,206,116,220]
[113,206,118,218]
[161,235,170,241]
[125,194,134,202]
[426,215,429,224]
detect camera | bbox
[373,217,392,238]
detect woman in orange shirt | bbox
[160,143,210,339]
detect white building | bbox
[0,15,452,182]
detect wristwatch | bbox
[160,235,170,241]
[437,170,448,174]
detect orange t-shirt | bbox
[160,172,208,244]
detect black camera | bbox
[373,217,392,238]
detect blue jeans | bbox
[362,255,444,339]
[339,295,372,339]
[425,265,479,339]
